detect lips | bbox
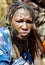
[20,32,29,36]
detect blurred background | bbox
[0,0,11,27]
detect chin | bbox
[17,34,29,40]
[21,36,28,40]
[17,36,28,40]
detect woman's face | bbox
[11,8,34,40]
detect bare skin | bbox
[11,8,33,40]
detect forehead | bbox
[12,8,32,20]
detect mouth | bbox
[20,32,29,36]
[21,32,29,40]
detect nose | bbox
[22,22,28,31]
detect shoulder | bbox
[0,27,12,55]
[0,27,11,46]
[0,27,10,35]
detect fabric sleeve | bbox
[0,28,12,65]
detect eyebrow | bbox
[16,19,23,22]
[15,19,33,23]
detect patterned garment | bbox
[0,27,12,65]
[12,51,34,65]
[0,27,34,65]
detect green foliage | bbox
[0,0,9,22]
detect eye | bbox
[16,19,23,23]
[26,20,33,24]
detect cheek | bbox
[11,22,20,30]
[27,24,32,29]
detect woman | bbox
[0,2,44,65]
